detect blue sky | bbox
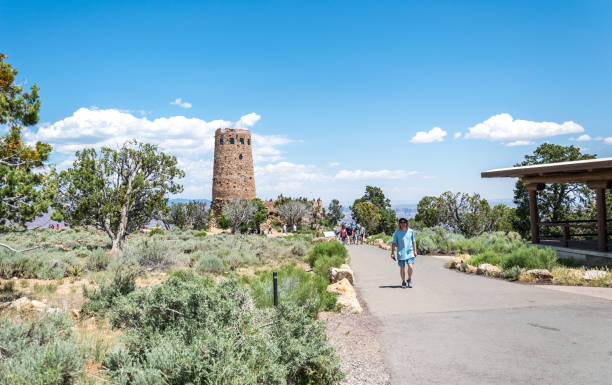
[2,0,611,205]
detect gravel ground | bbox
[320,303,391,385]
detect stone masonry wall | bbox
[212,128,256,205]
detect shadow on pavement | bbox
[378,285,405,289]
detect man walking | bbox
[391,218,417,288]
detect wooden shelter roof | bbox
[481,157,612,186]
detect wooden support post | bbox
[562,225,570,248]
[596,188,608,252]
[526,183,544,244]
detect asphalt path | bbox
[348,245,612,385]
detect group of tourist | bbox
[335,223,365,245]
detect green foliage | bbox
[513,143,596,238]
[499,246,558,271]
[86,248,111,271]
[0,312,85,385]
[313,254,346,277]
[367,233,392,244]
[415,196,441,228]
[249,264,338,315]
[149,227,164,235]
[0,248,81,279]
[306,241,347,268]
[196,253,225,274]
[194,231,207,237]
[291,242,308,257]
[466,250,502,267]
[122,238,175,269]
[53,140,185,250]
[81,266,137,317]
[414,227,524,256]
[352,186,396,234]
[162,200,210,231]
[0,54,53,232]
[248,198,269,231]
[326,199,343,226]
[216,215,230,229]
[351,201,381,233]
[102,273,343,385]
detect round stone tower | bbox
[211,128,256,211]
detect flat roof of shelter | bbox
[481,157,612,178]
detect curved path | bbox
[348,245,612,385]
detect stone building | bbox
[211,128,256,213]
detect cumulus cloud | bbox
[334,169,419,180]
[465,113,583,141]
[170,98,192,109]
[235,112,261,129]
[329,162,340,167]
[575,134,592,141]
[410,127,447,143]
[605,138,612,145]
[506,140,535,147]
[454,132,462,139]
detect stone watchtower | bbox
[211,128,256,213]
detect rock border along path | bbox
[347,244,612,385]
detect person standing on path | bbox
[391,218,417,288]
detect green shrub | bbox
[81,266,137,317]
[466,250,502,267]
[368,233,392,244]
[86,248,111,271]
[194,231,207,237]
[504,266,524,281]
[103,273,343,385]
[149,227,164,235]
[291,243,308,257]
[217,215,230,229]
[313,254,346,277]
[0,249,78,279]
[499,246,557,271]
[306,241,347,268]
[196,254,225,274]
[416,235,437,255]
[123,238,175,269]
[0,312,85,385]
[249,264,338,315]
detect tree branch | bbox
[0,243,39,253]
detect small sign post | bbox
[273,272,278,306]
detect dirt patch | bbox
[320,304,390,385]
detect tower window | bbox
[239,154,243,160]
[220,138,224,145]
[247,139,251,145]
[240,138,244,144]
[229,138,235,144]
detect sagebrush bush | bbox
[291,243,308,257]
[103,272,343,385]
[124,238,176,269]
[0,312,85,385]
[81,266,137,317]
[313,254,346,277]
[0,249,81,279]
[196,253,225,273]
[416,235,437,254]
[86,248,111,271]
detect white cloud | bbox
[575,134,592,141]
[23,108,295,198]
[235,112,261,129]
[453,132,462,139]
[465,113,583,141]
[329,162,340,167]
[334,169,419,180]
[506,140,535,147]
[410,127,447,143]
[170,98,192,109]
[604,137,612,145]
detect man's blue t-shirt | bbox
[392,229,415,260]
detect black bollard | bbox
[273,271,278,306]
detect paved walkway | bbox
[348,245,612,385]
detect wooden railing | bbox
[538,219,612,247]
